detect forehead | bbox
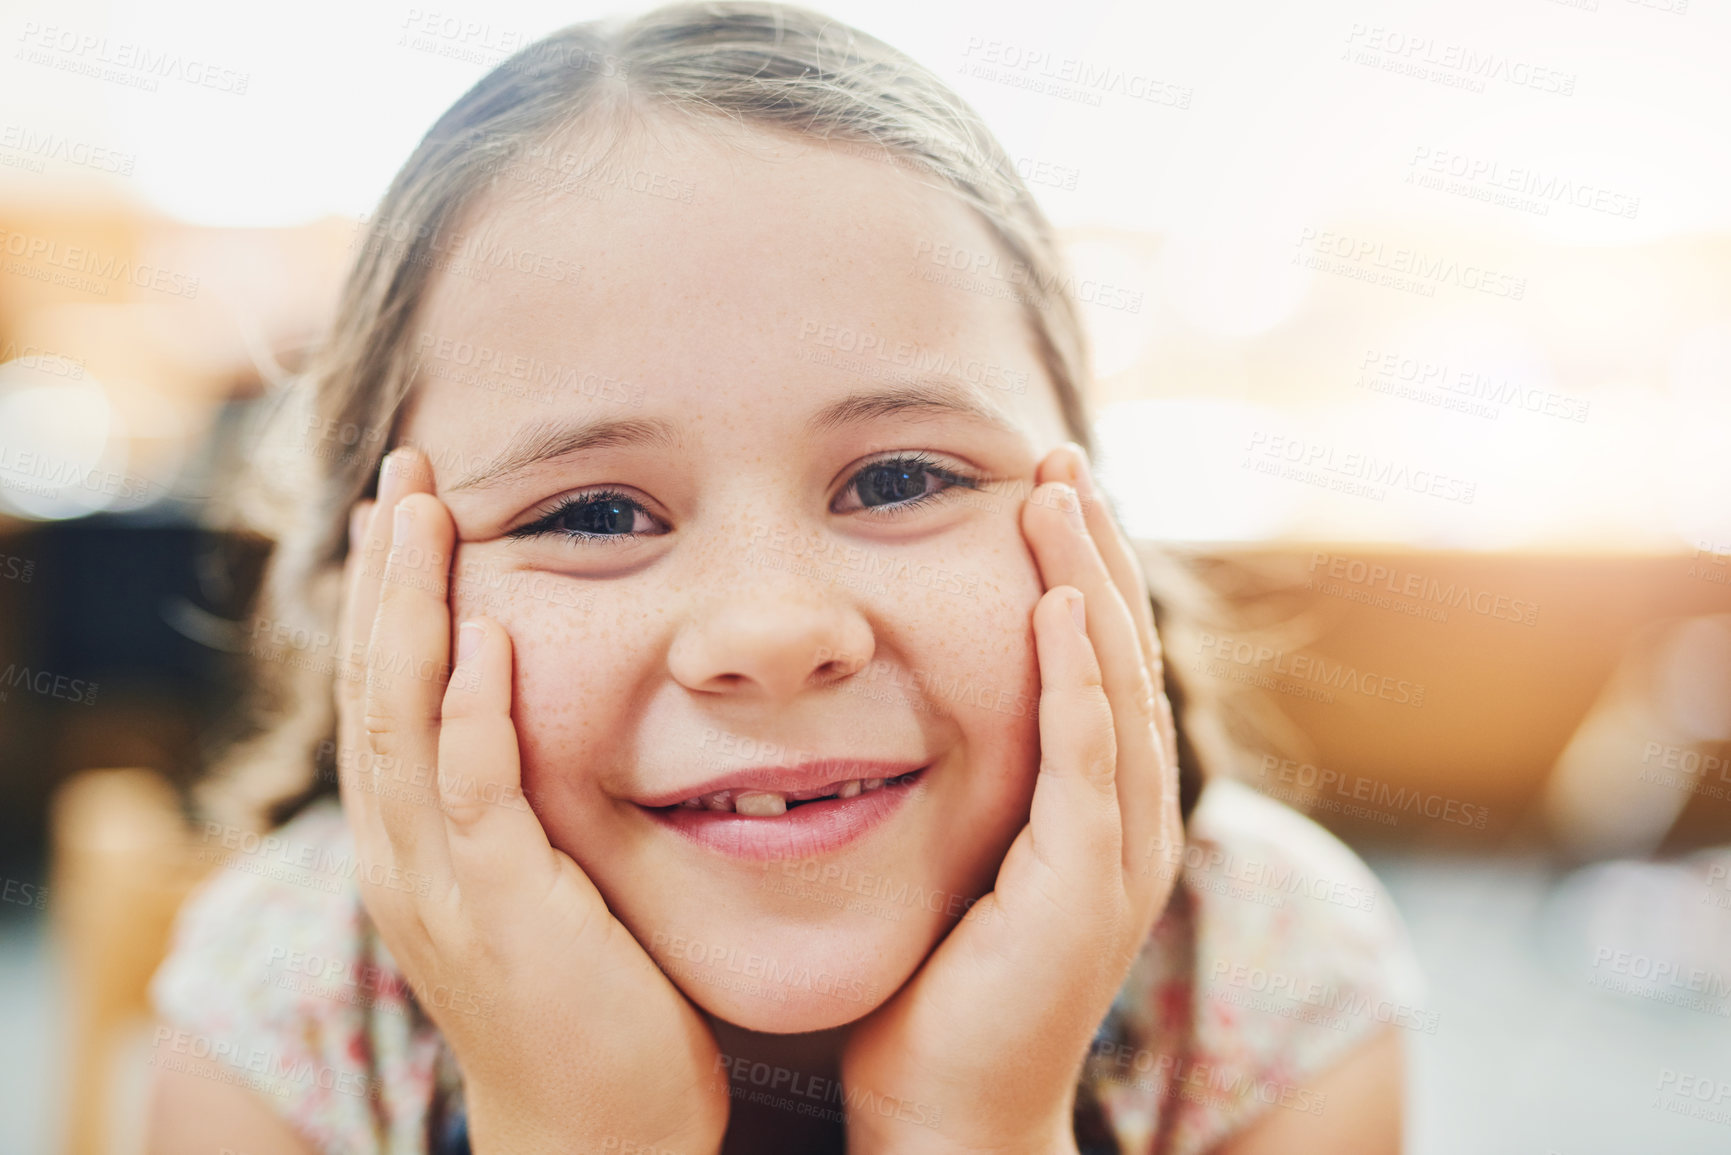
[402,113,1066,452]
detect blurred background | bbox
[0,0,1728,1151]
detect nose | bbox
[667,564,876,701]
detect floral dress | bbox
[150,778,1425,1153]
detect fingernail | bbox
[1067,443,1096,498]
[380,450,399,483]
[393,498,414,541]
[1067,589,1087,633]
[457,620,483,665]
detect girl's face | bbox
[399,118,1073,1032]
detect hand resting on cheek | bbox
[337,448,730,1155]
[335,440,1182,1155]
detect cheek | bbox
[894,506,1047,712]
[448,545,637,804]
[877,512,1046,807]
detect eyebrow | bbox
[803,378,1023,440]
[445,378,1022,493]
[447,416,683,491]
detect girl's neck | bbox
[707,1016,852,1155]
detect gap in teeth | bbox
[678,777,899,813]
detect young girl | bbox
[147,5,1422,1152]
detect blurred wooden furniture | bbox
[1150,546,1731,848]
[49,769,210,1155]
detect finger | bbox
[340,452,423,714]
[336,497,389,860]
[363,483,456,875]
[1022,478,1168,893]
[438,616,567,900]
[337,452,429,860]
[1042,445,1182,877]
[1039,444,1170,749]
[1069,447,1178,768]
[1022,586,1121,898]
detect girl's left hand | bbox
[841,443,1185,1155]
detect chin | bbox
[682,975,888,1034]
[641,905,946,1034]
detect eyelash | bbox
[507,452,984,545]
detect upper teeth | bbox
[673,778,890,814]
[735,792,786,817]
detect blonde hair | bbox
[208,1,1225,830]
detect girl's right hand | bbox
[335,447,729,1155]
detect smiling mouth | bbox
[642,766,928,860]
[665,773,918,816]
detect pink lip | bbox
[633,759,927,809]
[639,764,927,862]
